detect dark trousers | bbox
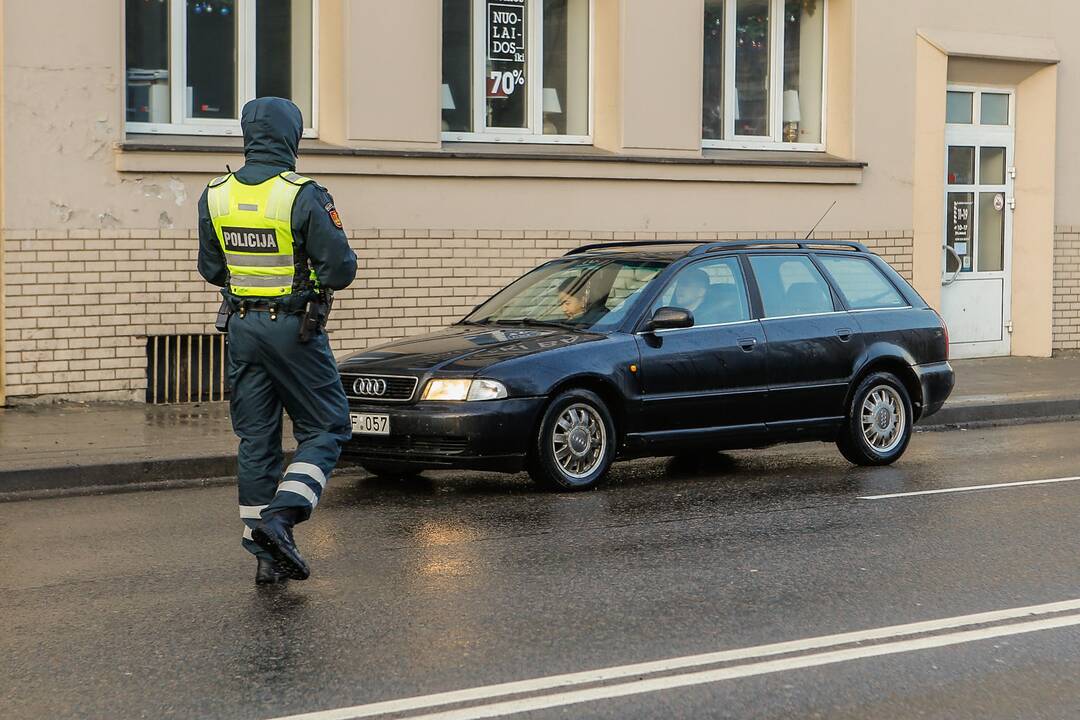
[226,310,352,560]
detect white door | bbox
[941,87,1015,359]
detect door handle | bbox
[942,244,963,286]
[835,328,853,342]
[737,337,758,352]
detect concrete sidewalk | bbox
[1,355,1077,499]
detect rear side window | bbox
[817,256,907,310]
[749,255,836,318]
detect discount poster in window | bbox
[486,0,527,127]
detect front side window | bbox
[651,257,751,327]
[750,254,835,317]
[464,257,666,330]
[702,0,826,148]
[442,0,591,143]
[125,0,317,136]
[817,256,906,310]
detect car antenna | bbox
[803,201,837,241]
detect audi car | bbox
[337,240,954,490]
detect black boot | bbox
[255,556,288,585]
[251,510,310,581]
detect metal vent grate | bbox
[146,334,230,404]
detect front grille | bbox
[348,435,469,457]
[341,373,418,403]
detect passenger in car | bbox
[671,268,710,322]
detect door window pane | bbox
[946,91,973,124]
[256,0,314,124]
[653,258,751,326]
[186,0,237,119]
[542,0,589,136]
[818,256,906,310]
[947,192,974,273]
[443,0,473,132]
[486,0,529,129]
[981,93,1009,125]
[781,0,824,144]
[734,0,770,136]
[947,146,975,185]
[749,255,835,317]
[126,0,170,124]
[702,0,725,140]
[978,192,1005,272]
[980,146,1006,185]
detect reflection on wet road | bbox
[5,421,1080,719]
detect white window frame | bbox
[125,0,319,137]
[702,0,827,152]
[442,0,594,145]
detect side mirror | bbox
[645,306,694,333]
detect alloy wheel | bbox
[551,403,607,479]
[861,385,906,453]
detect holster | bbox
[298,292,333,343]
[214,299,233,333]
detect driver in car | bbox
[557,276,609,325]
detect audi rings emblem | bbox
[352,377,388,397]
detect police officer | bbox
[197,97,357,585]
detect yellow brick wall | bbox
[2,229,915,402]
[1054,228,1080,351]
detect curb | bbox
[0,455,239,496]
[920,398,1080,428]
[0,454,361,503]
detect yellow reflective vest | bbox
[206,171,316,298]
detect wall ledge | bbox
[117,137,866,185]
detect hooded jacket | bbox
[197,97,357,295]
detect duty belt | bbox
[236,300,301,321]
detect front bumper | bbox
[341,397,547,472]
[914,360,955,420]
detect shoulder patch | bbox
[280,171,314,186]
[208,174,232,188]
[324,201,343,229]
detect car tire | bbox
[528,389,617,491]
[360,461,423,480]
[836,371,914,466]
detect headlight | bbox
[421,378,508,402]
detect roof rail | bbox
[564,239,871,257]
[564,240,700,256]
[688,239,871,255]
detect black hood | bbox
[339,325,606,375]
[241,97,303,170]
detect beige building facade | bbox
[0,0,1077,404]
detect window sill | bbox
[116,135,866,185]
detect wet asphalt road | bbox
[4,421,1080,720]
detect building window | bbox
[125,0,317,136]
[442,0,592,144]
[703,0,825,149]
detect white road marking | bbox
[859,475,1080,500]
[266,597,1080,720]
[398,612,1080,720]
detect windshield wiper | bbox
[497,318,577,330]
[456,318,495,326]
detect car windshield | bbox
[462,257,669,331]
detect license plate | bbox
[351,413,390,436]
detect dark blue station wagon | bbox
[338,240,955,490]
